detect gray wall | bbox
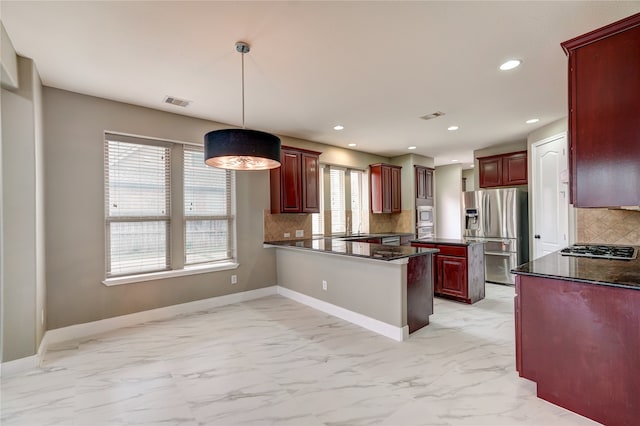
[276,248,406,328]
[43,87,277,330]
[1,56,45,361]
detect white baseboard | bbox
[1,286,277,377]
[45,286,278,346]
[276,286,408,341]
[1,354,39,377]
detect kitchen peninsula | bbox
[267,238,438,341]
[512,250,640,426]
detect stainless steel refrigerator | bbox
[463,188,529,285]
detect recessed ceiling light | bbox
[526,118,540,124]
[499,59,522,71]
[448,125,459,131]
[348,143,357,147]
[451,159,459,162]
[408,146,417,150]
[333,125,344,131]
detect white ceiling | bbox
[2,1,639,167]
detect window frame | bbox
[103,132,238,286]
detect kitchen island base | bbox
[274,246,434,341]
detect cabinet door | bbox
[280,150,301,212]
[425,168,434,205]
[503,152,528,185]
[567,23,640,207]
[382,165,392,213]
[437,255,467,299]
[416,167,427,199]
[370,164,383,213]
[478,157,503,188]
[391,166,401,213]
[301,152,320,213]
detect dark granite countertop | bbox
[410,238,484,246]
[338,233,415,241]
[512,249,640,290]
[266,237,438,261]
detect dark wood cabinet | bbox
[437,254,467,299]
[478,151,527,188]
[561,13,640,207]
[415,166,434,206]
[515,274,640,426]
[370,163,402,213]
[411,242,485,304]
[270,146,321,214]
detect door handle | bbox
[534,235,541,239]
[485,251,512,257]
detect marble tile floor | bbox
[1,284,599,426]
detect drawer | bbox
[436,244,467,257]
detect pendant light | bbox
[204,41,281,170]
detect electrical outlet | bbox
[295,230,304,238]
[284,232,291,238]
[231,275,237,284]
[322,280,327,291]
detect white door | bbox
[531,133,569,259]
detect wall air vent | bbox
[163,96,191,107]
[420,111,446,120]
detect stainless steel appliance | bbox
[463,188,529,285]
[416,205,434,239]
[560,244,638,260]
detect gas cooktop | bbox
[560,244,638,260]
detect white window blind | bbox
[312,165,325,235]
[330,168,346,234]
[184,147,234,265]
[350,170,363,235]
[105,139,171,276]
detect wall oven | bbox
[416,206,434,239]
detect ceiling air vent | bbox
[163,96,191,107]
[420,111,446,120]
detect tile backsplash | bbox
[576,208,640,245]
[264,209,414,241]
[369,210,413,234]
[263,210,312,242]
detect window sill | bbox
[102,262,240,287]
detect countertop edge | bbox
[511,269,640,291]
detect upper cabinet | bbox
[270,146,321,214]
[370,163,402,213]
[478,151,527,188]
[415,166,434,206]
[561,13,640,207]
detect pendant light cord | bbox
[241,50,245,129]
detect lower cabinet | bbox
[412,242,485,304]
[437,254,467,299]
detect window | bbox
[311,164,325,236]
[330,168,346,234]
[183,147,234,265]
[105,133,235,280]
[350,170,367,235]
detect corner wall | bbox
[1,56,45,361]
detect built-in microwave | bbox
[416,206,433,223]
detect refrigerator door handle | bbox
[485,251,512,257]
